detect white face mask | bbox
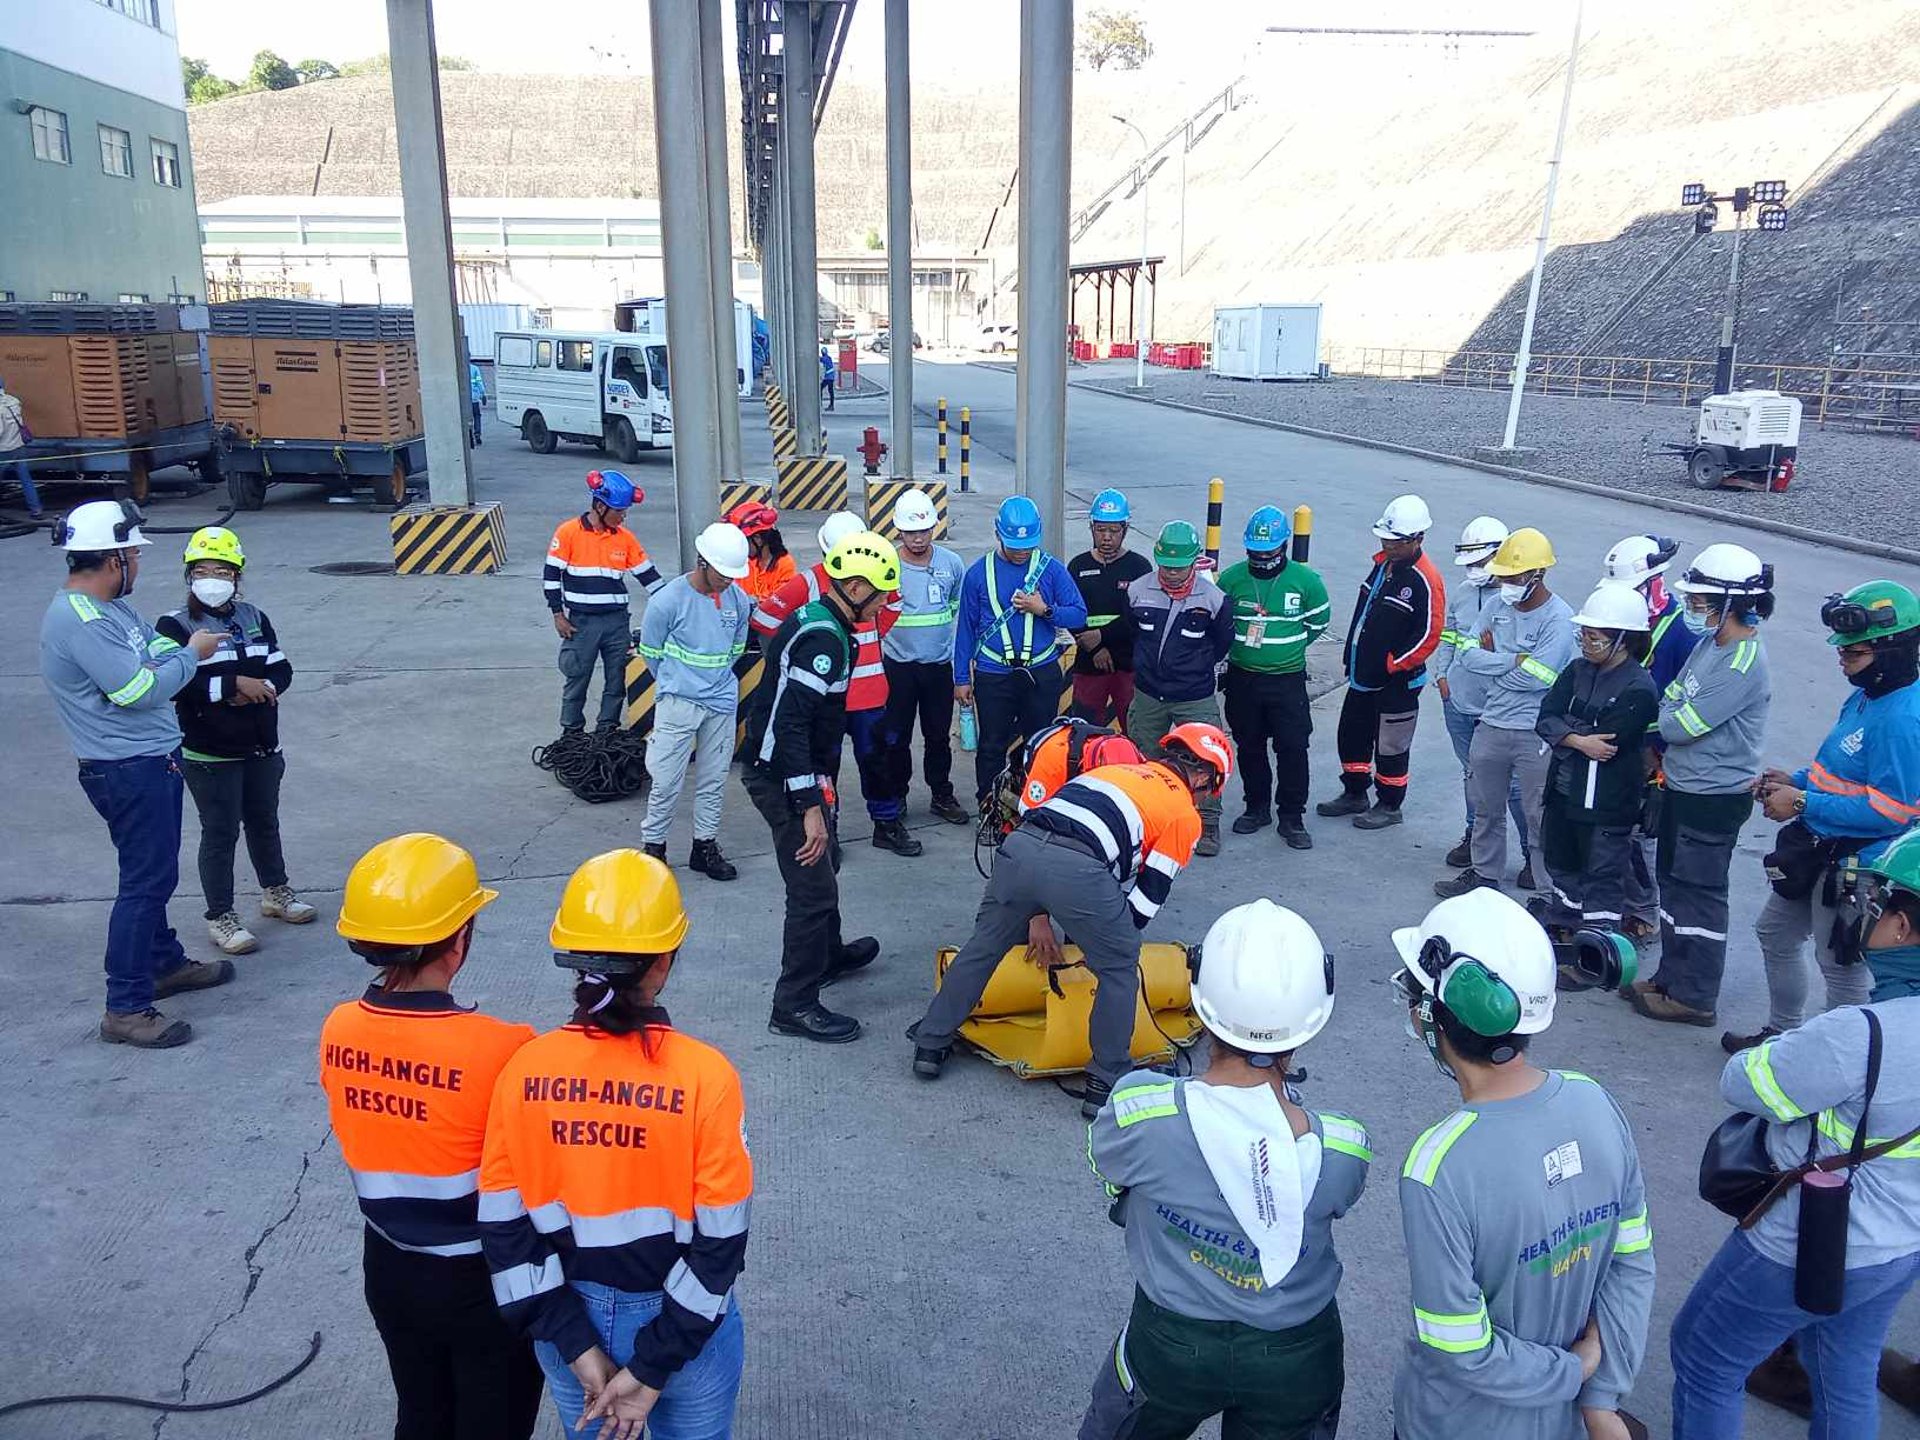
[1499,579,1534,605]
[191,577,236,609]
[1466,563,1494,587]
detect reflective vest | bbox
[319,988,535,1256]
[981,550,1048,667]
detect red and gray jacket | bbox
[1343,549,1445,692]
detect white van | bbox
[493,330,672,462]
[616,296,757,397]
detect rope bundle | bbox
[531,728,651,804]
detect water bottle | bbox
[958,702,978,752]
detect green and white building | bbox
[1,0,204,304]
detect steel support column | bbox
[884,0,914,477]
[769,166,789,400]
[1015,0,1071,540]
[647,0,723,566]
[385,0,472,506]
[782,4,823,456]
[698,0,742,484]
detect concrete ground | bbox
[2,359,1918,1439]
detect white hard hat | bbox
[817,510,865,554]
[1602,535,1679,586]
[1192,900,1335,1053]
[1392,888,1556,1036]
[1373,494,1433,541]
[891,489,939,534]
[1453,515,1509,566]
[694,521,751,579]
[1573,584,1651,632]
[1671,542,1770,597]
[55,499,151,552]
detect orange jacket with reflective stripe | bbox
[1023,761,1201,927]
[741,551,797,602]
[1017,719,1141,815]
[478,1019,752,1388]
[751,561,900,710]
[319,989,535,1257]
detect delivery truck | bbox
[493,329,673,462]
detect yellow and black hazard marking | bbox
[767,397,792,430]
[776,454,850,513]
[863,478,950,542]
[763,382,783,410]
[622,650,766,758]
[720,480,773,517]
[389,502,508,575]
[1056,643,1078,716]
[771,425,798,459]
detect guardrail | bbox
[1324,347,1920,433]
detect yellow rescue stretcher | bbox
[932,942,1202,1077]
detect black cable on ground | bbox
[0,1331,322,1421]
[532,727,650,804]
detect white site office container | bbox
[460,303,534,362]
[1210,304,1322,380]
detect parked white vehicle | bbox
[616,296,757,397]
[493,330,672,461]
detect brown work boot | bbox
[1746,1339,1812,1419]
[1628,985,1716,1028]
[1879,1349,1920,1415]
[100,1007,192,1048]
[153,958,236,999]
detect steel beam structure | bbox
[699,0,743,487]
[782,3,823,456]
[1016,0,1072,543]
[884,0,914,477]
[385,0,473,506]
[648,0,725,567]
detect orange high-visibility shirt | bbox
[319,988,535,1256]
[478,1019,752,1387]
[741,551,798,602]
[1023,761,1202,928]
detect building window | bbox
[118,293,150,303]
[30,107,71,165]
[99,125,134,178]
[50,290,90,301]
[556,340,594,372]
[98,0,158,24]
[0,291,15,302]
[151,138,181,188]
[167,293,196,304]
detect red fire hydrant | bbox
[857,426,888,476]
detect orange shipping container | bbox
[0,335,80,436]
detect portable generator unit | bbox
[1665,389,1801,492]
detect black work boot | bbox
[1276,815,1313,850]
[642,841,668,863]
[909,1021,951,1079]
[1196,818,1222,857]
[769,1004,862,1043]
[1316,789,1369,818]
[871,819,924,857]
[1353,802,1404,830]
[824,936,880,985]
[1232,809,1271,835]
[1080,1075,1114,1121]
[1433,869,1497,899]
[1445,829,1473,868]
[931,792,972,825]
[687,839,738,882]
[1722,1023,1783,1055]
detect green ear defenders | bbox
[1416,935,1523,1039]
[1567,928,1638,991]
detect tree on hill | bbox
[1078,8,1153,71]
[182,56,237,103]
[296,58,340,82]
[248,50,300,91]
[338,52,476,76]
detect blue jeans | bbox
[535,1284,744,1440]
[1442,697,1529,856]
[6,457,38,514]
[1671,1228,1920,1439]
[76,752,191,1012]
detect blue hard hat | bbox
[587,469,638,510]
[1244,505,1291,553]
[1090,488,1131,523]
[995,495,1043,546]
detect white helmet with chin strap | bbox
[54,499,151,552]
[1191,900,1335,1057]
[1391,888,1555,1077]
[1373,494,1433,541]
[816,510,865,555]
[891,489,940,534]
[1602,535,1679,588]
[1453,515,1509,568]
[1573,584,1652,632]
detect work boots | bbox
[100,1007,192,1049]
[1231,809,1271,836]
[153,958,235,1000]
[1080,1075,1114,1121]
[1316,790,1370,818]
[1445,830,1473,868]
[207,912,258,955]
[1276,815,1313,850]
[1196,819,1222,857]
[1722,1023,1784,1055]
[768,1003,862,1044]
[642,842,668,862]
[1433,869,1497,899]
[930,792,972,826]
[1629,986,1716,1027]
[824,937,880,985]
[1352,802,1403,830]
[1516,859,1538,891]
[687,839,738,882]
[871,819,924,857]
[260,885,317,924]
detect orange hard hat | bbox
[1161,722,1235,786]
[726,500,779,537]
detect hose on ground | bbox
[532,727,650,804]
[0,1331,322,1420]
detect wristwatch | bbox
[1793,791,1807,816]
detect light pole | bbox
[1114,114,1151,390]
[1682,179,1789,395]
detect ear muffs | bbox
[1419,936,1522,1039]
[1567,928,1637,991]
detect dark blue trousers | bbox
[77,752,191,1012]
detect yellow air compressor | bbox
[932,942,1202,1077]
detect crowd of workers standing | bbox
[31,459,1920,1439]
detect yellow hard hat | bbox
[336,833,498,946]
[1487,527,1556,576]
[550,849,689,959]
[183,526,246,569]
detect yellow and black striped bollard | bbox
[1204,477,1225,568]
[959,407,971,492]
[937,396,948,475]
[1292,504,1313,564]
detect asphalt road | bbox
[0,364,1915,1439]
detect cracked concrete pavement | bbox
[2,362,1918,1437]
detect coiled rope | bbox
[531,728,651,804]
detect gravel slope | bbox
[1079,370,1920,554]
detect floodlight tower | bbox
[1683,178,1789,394]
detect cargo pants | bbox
[1467,723,1549,881]
[557,607,630,731]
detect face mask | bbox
[1248,550,1287,577]
[191,577,236,609]
[1466,563,1494,587]
[1498,579,1534,605]
[1682,607,1716,637]
[1643,576,1669,617]
[1849,640,1920,698]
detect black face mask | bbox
[1850,638,1920,698]
[1248,551,1287,578]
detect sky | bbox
[173,0,1553,85]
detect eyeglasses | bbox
[1838,643,1877,661]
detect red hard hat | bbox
[726,500,779,537]
[1161,722,1235,785]
[1084,734,1144,769]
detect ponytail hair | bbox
[568,955,671,1056]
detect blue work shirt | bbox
[952,549,1088,683]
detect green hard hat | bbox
[1866,828,1920,898]
[1825,580,1920,647]
[1154,520,1203,567]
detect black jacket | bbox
[738,599,851,812]
[1342,549,1446,691]
[1537,657,1657,825]
[1067,549,1152,673]
[155,601,293,758]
